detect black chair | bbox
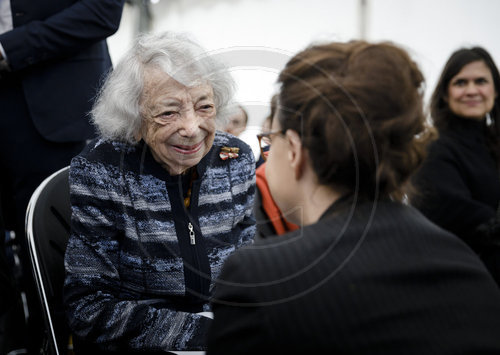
[25,166,71,355]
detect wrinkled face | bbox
[140,67,216,175]
[447,60,497,120]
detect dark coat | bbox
[0,2,125,351]
[412,116,500,285]
[207,199,500,354]
[0,0,125,142]
[412,117,500,240]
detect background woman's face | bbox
[447,60,496,120]
[140,68,216,175]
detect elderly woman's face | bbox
[140,68,217,175]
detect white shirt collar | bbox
[0,0,13,35]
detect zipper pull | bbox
[188,222,196,245]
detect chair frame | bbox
[25,166,70,355]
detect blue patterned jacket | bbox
[64,131,256,352]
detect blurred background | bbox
[109,0,500,131]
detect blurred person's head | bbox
[90,31,235,175]
[261,115,272,133]
[223,104,248,136]
[260,95,278,137]
[263,40,433,224]
[264,94,279,131]
[431,47,500,129]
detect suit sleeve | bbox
[0,0,124,71]
[64,155,211,352]
[206,252,272,355]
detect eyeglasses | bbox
[256,129,286,161]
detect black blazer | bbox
[207,199,500,354]
[0,0,124,142]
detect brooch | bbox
[220,147,240,160]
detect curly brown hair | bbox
[277,40,435,202]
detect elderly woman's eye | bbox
[159,111,178,120]
[153,111,177,124]
[198,104,214,111]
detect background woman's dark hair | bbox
[430,46,500,160]
[277,40,434,202]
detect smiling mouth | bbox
[172,141,203,154]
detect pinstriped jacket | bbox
[63,131,256,352]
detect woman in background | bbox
[412,47,500,285]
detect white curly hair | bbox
[91,31,235,144]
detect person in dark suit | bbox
[0,1,124,352]
[206,40,500,354]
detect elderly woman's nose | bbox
[179,109,200,136]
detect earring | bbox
[486,112,492,125]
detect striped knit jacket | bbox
[64,132,256,352]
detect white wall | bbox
[368,0,500,107]
[108,0,500,129]
[108,0,360,131]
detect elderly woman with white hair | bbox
[63,32,256,353]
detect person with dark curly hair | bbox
[206,40,500,354]
[412,47,500,285]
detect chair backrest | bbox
[25,166,71,355]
